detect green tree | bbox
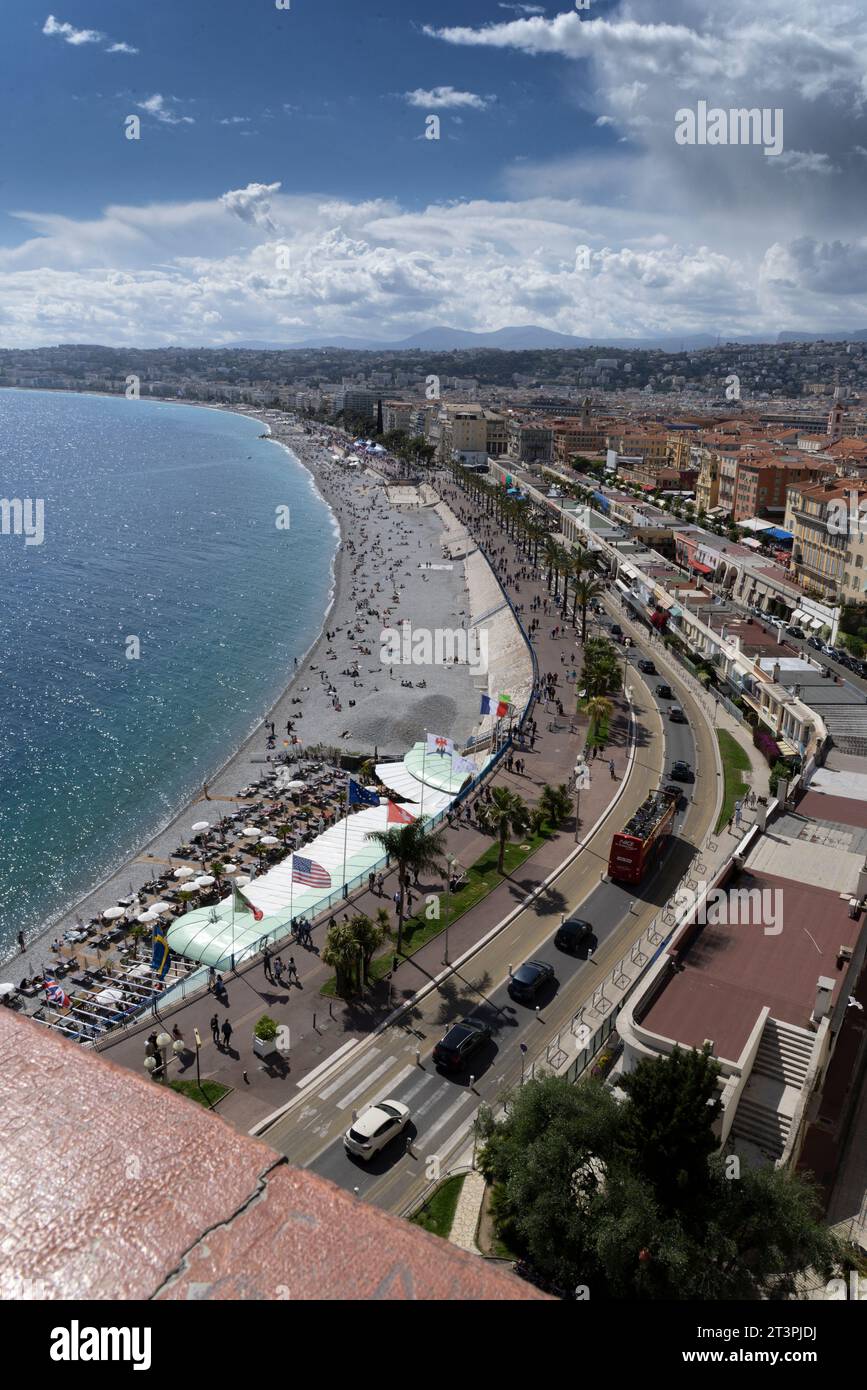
[322,920,361,997]
[618,1046,721,1213]
[365,818,447,953]
[581,637,621,697]
[348,912,386,986]
[573,575,604,643]
[536,782,572,830]
[584,695,612,751]
[484,785,531,872]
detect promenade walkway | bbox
[101,476,635,1130]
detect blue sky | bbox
[2,1,866,345]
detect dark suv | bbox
[508,959,555,1005]
[433,1018,493,1072]
[655,683,673,700]
[637,658,656,674]
[554,915,594,954]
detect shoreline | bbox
[3,405,486,975]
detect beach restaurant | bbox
[166,741,480,971]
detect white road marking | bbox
[335,1055,396,1109]
[421,1092,474,1147]
[317,1046,381,1100]
[296,1037,358,1090]
[366,1064,415,1110]
[431,1109,478,1166]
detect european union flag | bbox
[349,779,380,807]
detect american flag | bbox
[291,856,332,889]
[43,977,70,1009]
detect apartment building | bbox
[382,400,415,433]
[549,416,607,464]
[605,425,669,467]
[784,479,863,602]
[732,454,831,523]
[484,410,510,457]
[507,419,553,464]
[435,404,488,462]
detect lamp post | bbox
[443,853,454,965]
[574,757,587,843]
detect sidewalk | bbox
[100,479,636,1129]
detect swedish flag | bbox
[151,924,171,980]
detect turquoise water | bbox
[0,390,336,959]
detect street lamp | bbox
[155,1030,172,1083]
[574,756,587,843]
[443,853,454,965]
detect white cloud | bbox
[498,4,546,12]
[220,182,282,233]
[43,14,137,54]
[403,86,491,110]
[43,15,103,45]
[773,150,837,176]
[136,94,194,126]
[219,116,251,125]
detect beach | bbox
[3,413,494,977]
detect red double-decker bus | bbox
[607,789,678,885]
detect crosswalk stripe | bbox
[295,1038,358,1091]
[366,1064,415,1110]
[421,1092,474,1147]
[414,1079,449,1118]
[335,1055,396,1109]
[432,1109,477,1165]
[317,1046,381,1100]
[400,1070,439,1105]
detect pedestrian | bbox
[393,890,401,911]
[172,1023,183,1044]
[376,873,384,896]
[286,956,298,983]
[263,947,274,983]
[221,1019,233,1050]
[207,965,216,993]
[210,1013,219,1043]
[17,930,25,954]
[609,759,616,779]
[274,956,284,985]
[368,871,375,893]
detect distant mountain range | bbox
[224,324,867,353]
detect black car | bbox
[610,623,623,637]
[670,759,693,781]
[637,658,656,674]
[655,683,673,700]
[807,636,824,651]
[508,959,556,1005]
[668,705,688,724]
[786,625,806,640]
[555,915,594,954]
[432,1018,493,1072]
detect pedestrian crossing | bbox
[297,1038,479,1168]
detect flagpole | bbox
[289,854,294,935]
[420,732,427,823]
[342,774,350,899]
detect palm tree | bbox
[485,786,531,873]
[323,920,362,997]
[542,536,562,595]
[585,695,613,751]
[574,574,604,643]
[348,913,386,986]
[365,819,448,953]
[536,783,572,830]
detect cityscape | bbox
[2,0,866,1340]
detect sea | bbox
[0,389,337,963]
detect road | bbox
[263,616,720,1216]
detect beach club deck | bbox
[164,742,480,970]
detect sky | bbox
[2,0,867,347]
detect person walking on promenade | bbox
[263,947,274,983]
[274,956,284,986]
[286,956,299,984]
[210,1013,220,1044]
[221,1019,233,1051]
[171,1023,183,1044]
[609,759,616,779]
[368,871,375,893]
[207,966,216,993]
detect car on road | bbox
[344,1099,411,1160]
[663,782,686,808]
[433,1018,493,1072]
[508,959,556,1005]
[670,759,693,781]
[807,636,825,652]
[786,625,806,640]
[637,658,656,674]
[610,623,623,638]
[555,914,594,954]
[655,682,673,700]
[668,705,688,723]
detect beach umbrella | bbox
[222,863,239,875]
[102,906,125,921]
[173,866,196,880]
[234,875,251,887]
[136,910,158,924]
[242,826,261,839]
[0,983,16,997]
[191,821,210,833]
[148,901,171,914]
[95,988,123,1005]
[260,835,279,846]
[195,875,215,888]
[287,780,306,791]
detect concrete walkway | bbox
[448,1170,486,1253]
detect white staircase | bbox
[730,1018,816,1163]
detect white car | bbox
[344,1099,411,1160]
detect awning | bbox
[690,559,714,575]
[764,526,793,542]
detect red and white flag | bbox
[387,801,415,825]
[233,882,264,922]
[426,733,454,756]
